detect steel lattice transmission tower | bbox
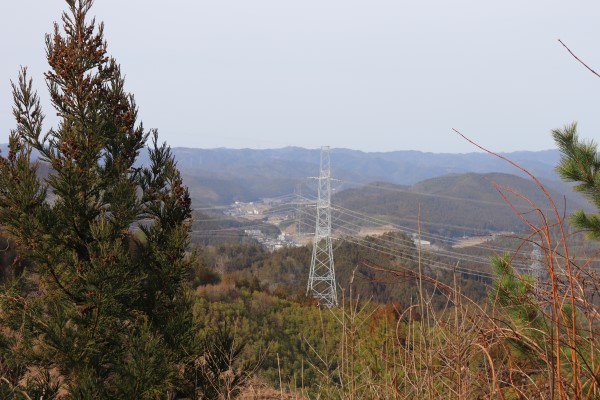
[307,146,338,307]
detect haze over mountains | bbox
[133,146,591,237]
[1,142,592,240]
[153,147,567,206]
[0,144,574,207]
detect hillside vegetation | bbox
[0,144,567,205]
[333,172,588,237]
[171,148,566,205]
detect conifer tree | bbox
[553,122,600,239]
[0,0,198,397]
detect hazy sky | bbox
[1,1,599,153]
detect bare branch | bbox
[558,39,600,79]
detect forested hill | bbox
[168,147,561,184]
[160,147,565,204]
[167,147,559,179]
[0,144,564,205]
[332,172,589,237]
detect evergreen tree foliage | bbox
[489,255,546,355]
[194,325,255,400]
[553,122,600,238]
[0,0,197,397]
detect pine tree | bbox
[553,122,600,239]
[0,0,198,397]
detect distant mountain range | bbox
[167,147,562,183]
[163,147,567,205]
[0,144,575,206]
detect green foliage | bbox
[193,283,494,398]
[193,324,257,399]
[553,122,600,239]
[490,254,537,325]
[193,287,342,393]
[489,254,549,362]
[0,0,197,396]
